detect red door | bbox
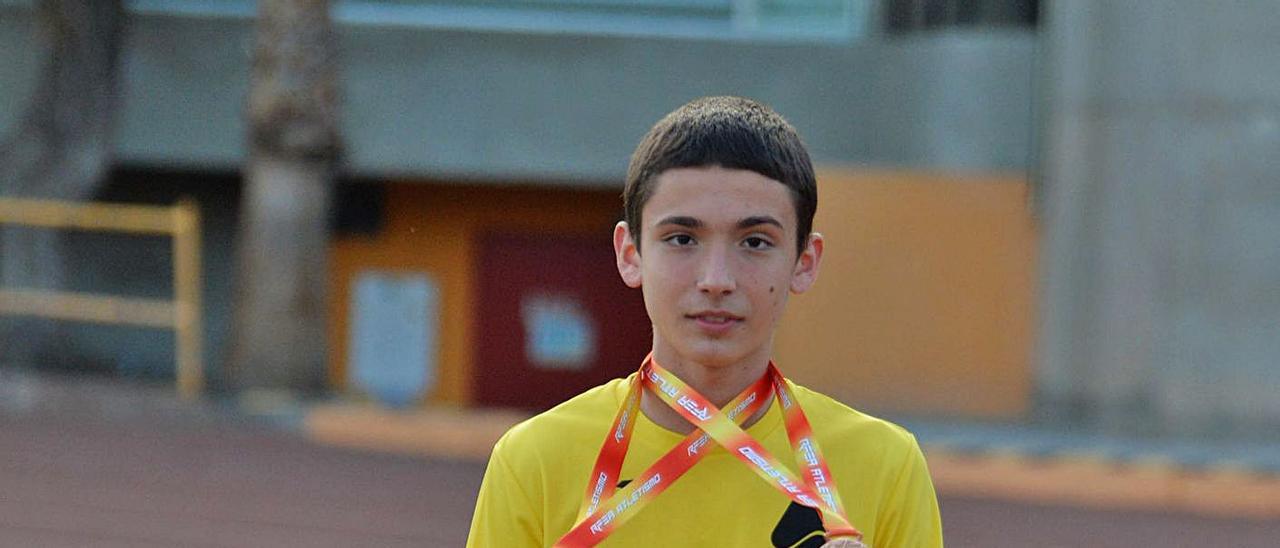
[472,231,651,411]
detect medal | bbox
[822,538,867,548]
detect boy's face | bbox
[613,165,823,371]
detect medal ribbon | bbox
[559,358,772,547]
[556,354,862,547]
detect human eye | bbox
[741,236,774,250]
[663,233,696,247]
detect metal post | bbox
[172,197,204,400]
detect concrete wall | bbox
[1037,0,1280,436]
[1,3,1039,411]
[0,4,1035,179]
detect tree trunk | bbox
[228,0,340,393]
[0,0,125,367]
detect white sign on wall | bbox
[348,270,438,407]
[521,292,596,371]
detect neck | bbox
[639,349,774,435]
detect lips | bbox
[686,311,744,324]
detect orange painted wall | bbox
[328,182,623,406]
[774,169,1038,419]
[330,171,1038,419]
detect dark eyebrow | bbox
[737,216,784,230]
[655,216,702,229]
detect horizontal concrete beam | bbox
[0,4,1034,184]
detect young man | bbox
[467,97,942,547]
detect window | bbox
[122,0,869,42]
[884,0,1038,33]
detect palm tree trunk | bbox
[228,0,340,392]
[0,0,125,367]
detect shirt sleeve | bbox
[873,434,944,548]
[466,436,544,548]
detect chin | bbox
[677,341,749,369]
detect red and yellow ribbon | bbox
[555,354,863,547]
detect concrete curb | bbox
[303,403,527,461]
[924,447,1280,520]
[299,403,1280,521]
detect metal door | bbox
[472,231,651,410]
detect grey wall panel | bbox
[0,8,42,142]
[1,6,1035,182]
[335,27,1035,181]
[116,14,254,170]
[1037,0,1280,436]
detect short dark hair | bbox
[623,96,817,257]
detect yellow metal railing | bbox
[0,197,204,400]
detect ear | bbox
[614,221,643,288]
[789,232,824,294]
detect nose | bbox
[696,244,736,295]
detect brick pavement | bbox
[4,371,1280,546]
[0,409,484,547]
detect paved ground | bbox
[942,496,1280,547]
[3,372,1280,547]
[1,413,483,546]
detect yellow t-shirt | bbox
[467,374,943,547]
